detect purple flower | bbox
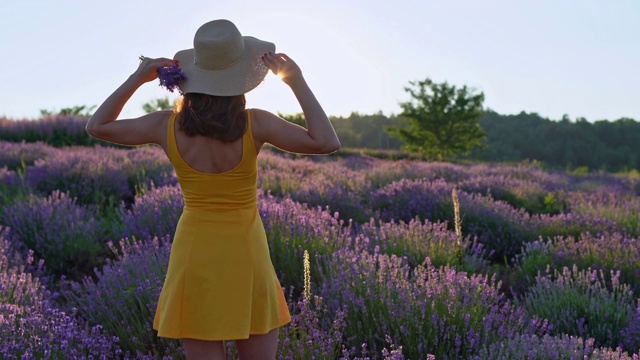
[0,191,105,278]
[157,65,187,94]
[66,235,183,356]
[523,265,636,350]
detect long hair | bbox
[176,93,247,142]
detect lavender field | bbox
[1,139,639,359]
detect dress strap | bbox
[166,112,180,164]
[244,109,256,158]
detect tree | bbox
[40,105,96,117]
[142,97,175,113]
[386,78,486,160]
[278,112,306,127]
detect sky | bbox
[0,0,638,122]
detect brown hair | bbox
[176,93,247,142]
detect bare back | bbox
[172,110,262,174]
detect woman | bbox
[86,19,340,360]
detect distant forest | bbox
[329,111,640,172]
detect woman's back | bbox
[173,116,245,175]
[166,111,258,211]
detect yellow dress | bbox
[153,110,291,340]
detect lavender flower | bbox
[320,250,547,359]
[0,115,97,146]
[475,334,640,360]
[518,232,640,295]
[157,65,187,94]
[621,302,640,353]
[277,291,347,359]
[522,265,637,350]
[0,141,55,170]
[0,190,105,278]
[258,149,370,222]
[1,136,640,357]
[67,235,183,357]
[0,228,123,358]
[119,184,184,240]
[23,144,174,207]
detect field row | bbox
[0,141,639,358]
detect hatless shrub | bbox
[517,233,640,295]
[0,227,123,358]
[0,167,26,206]
[534,212,618,241]
[277,285,346,358]
[24,150,132,206]
[258,151,370,223]
[0,115,97,146]
[67,236,183,358]
[475,334,639,360]
[0,141,55,170]
[568,191,640,237]
[259,192,351,294]
[370,178,536,261]
[458,174,564,214]
[0,191,106,279]
[320,249,548,359]
[119,184,184,240]
[523,265,637,350]
[357,217,487,271]
[23,145,175,208]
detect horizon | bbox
[1,1,638,123]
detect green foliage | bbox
[542,192,566,214]
[386,78,486,160]
[40,105,96,117]
[475,111,640,171]
[278,112,306,127]
[331,112,403,150]
[142,97,175,113]
[523,265,636,348]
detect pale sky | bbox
[1,0,638,122]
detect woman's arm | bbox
[253,52,340,154]
[86,57,178,146]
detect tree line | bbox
[474,111,640,172]
[324,110,640,172]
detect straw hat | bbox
[173,19,275,96]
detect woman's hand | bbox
[261,52,303,86]
[254,52,340,155]
[134,57,179,84]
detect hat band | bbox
[195,47,246,71]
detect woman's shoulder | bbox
[156,109,175,119]
[247,108,277,130]
[247,108,278,147]
[248,108,276,120]
[147,110,174,127]
[144,110,174,148]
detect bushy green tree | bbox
[142,97,175,113]
[386,78,486,160]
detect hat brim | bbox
[174,36,275,96]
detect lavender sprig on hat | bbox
[157,65,187,95]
